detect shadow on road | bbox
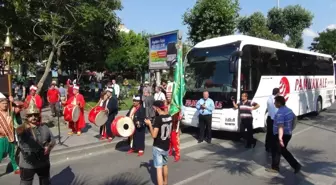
[139,160,157,185]
[51,166,75,185]
[55,168,152,185]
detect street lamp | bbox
[2,25,14,107]
[277,0,280,9]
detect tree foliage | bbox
[183,0,240,44]
[0,0,122,93]
[310,29,336,59]
[237,5,313,48]
[105,31,149,79]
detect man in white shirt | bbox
[112,79,120,98]
[265,88,280,152]
[154,86,166,102]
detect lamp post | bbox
[277,0,280,9]
[2,25,13,108]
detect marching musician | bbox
[66,79,74,100]
[24,85,43,113]
[63,85,86,136]
[166,99,181,162]
[16,101,55,185]
[127,95,146,156]
[98,91,108,139]
[101,88,118,142]
[0,93,20,175]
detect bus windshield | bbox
[185,42,240,93]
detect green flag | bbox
[169,41,186,116]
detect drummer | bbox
[98,91,108,139]
[126,95,146,156]
[102,88,118,142]
[62,85,86,136]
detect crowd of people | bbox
[0,77,178,185]
[0,76,302,185]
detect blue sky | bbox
[117,0,336,49]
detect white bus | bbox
[182,35,335,132]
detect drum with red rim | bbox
[88,106,108,127]
[111,116,135,137]
[63,104,80,122]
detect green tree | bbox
[310,29,336,59]
[237,5,313,48]
[183,0,240,44]
[106,31,149,80]
[237,12,283,42]
[0,0,121,93]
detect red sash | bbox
[0,111,14,142]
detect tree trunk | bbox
[36,47,56,94]
[57,46,62,76]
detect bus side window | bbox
[301,54,316,75]
[241,45,261,96]
[315,57,333,75]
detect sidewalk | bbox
[0,108,130,174]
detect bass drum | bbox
[63,104,80,122]
[111,116,135,137]
[88,106,108,127]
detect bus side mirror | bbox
[231,51,243,57]
[229,58,238,73]
[229,50,242,73]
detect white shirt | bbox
[267,95,278,120]
[154,92,166,101]
[112,84,120,98]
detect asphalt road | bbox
[1,105,336,185]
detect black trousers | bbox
[272,134,300,170]
[20,165,50,185]
[265,116,274,150]
[240,117,254,145]
[198,114,212,141]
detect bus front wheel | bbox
[313,97,322,116]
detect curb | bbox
[0,137,129,174]
[0,132,156,175]
[0,110,130,174]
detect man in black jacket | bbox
[104,88,118,142]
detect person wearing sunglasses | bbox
[16,101,55,185]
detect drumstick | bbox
[87,103,95,110]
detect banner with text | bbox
[149,30,180,69]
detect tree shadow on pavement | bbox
[68,170,152,185]
[139,160,157,185]
[265,146,335,185]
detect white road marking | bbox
[293,125,313,136]
[173,169,215,185]
[173,124,314,185]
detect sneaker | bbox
[14,169,20,174]
[137,150,144,156]
[127,149,134,154]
